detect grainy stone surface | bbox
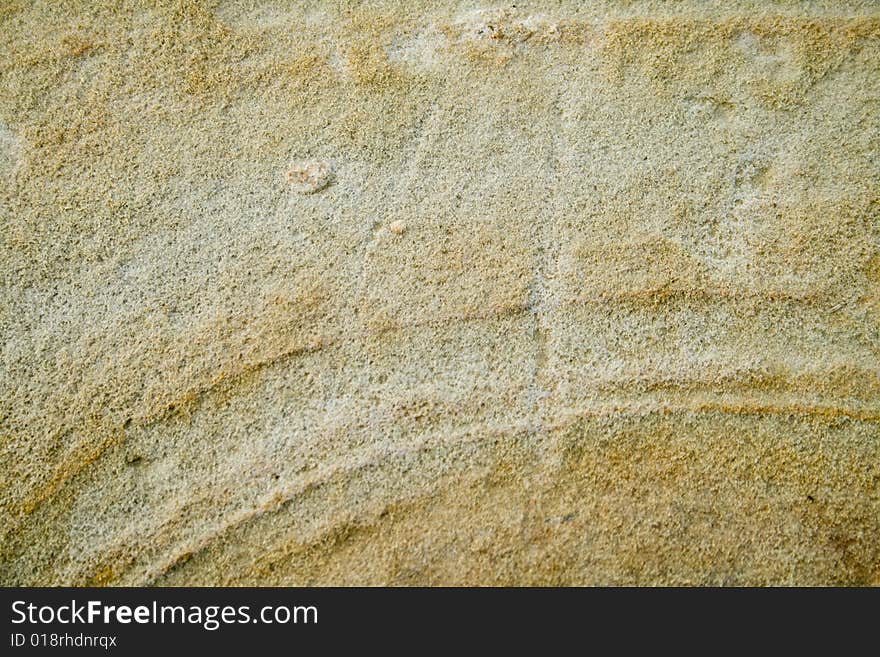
[1,0,879,585]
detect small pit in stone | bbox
[285,161,334,194]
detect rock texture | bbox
[1,0,879,585]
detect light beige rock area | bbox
[1,0,879,585]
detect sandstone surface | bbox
[1,0,879,585]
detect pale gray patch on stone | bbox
[0,122,21,173]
